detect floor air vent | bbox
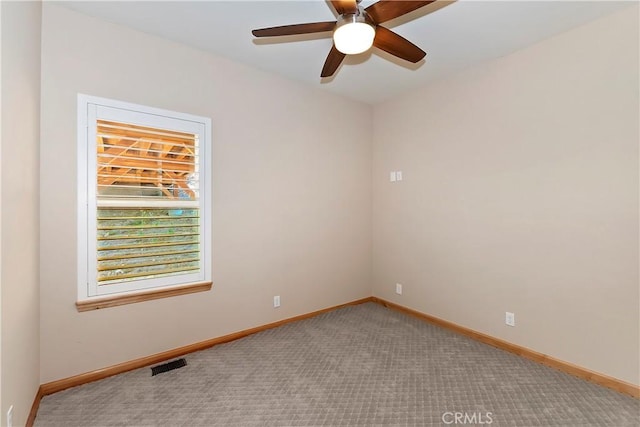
[151,358,187,376]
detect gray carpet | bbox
[35,302,639,426]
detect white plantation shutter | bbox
[78,96,212,298]
[95,120,201,284]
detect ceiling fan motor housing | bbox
[335,5,375,31]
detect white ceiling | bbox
[57,1,633,104]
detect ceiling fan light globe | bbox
[333,22,375,55]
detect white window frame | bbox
[77,94,212,301]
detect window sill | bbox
[76,282,212,312]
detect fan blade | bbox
[373,26,426,63]
[321,45,346,77]
[252,21,336,37]
[366,1,436,24]
[330,0,358,15]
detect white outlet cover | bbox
[389,171,397,182]
[395,283,402,295]
[396,171,403,181]
[505,312,515,326]
[273,296,281,308]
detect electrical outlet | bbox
[505,312,515,327]
[395,283,402,295]
[273,295,281,308]
[7,405,13,427]
[390,171,397,182]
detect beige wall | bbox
[372,6,639,386]
[39,4,372,383]
[1,1,42,425]
[1,1,3,413]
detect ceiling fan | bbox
[252,0,438,78]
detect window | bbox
[77,95,212,308]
